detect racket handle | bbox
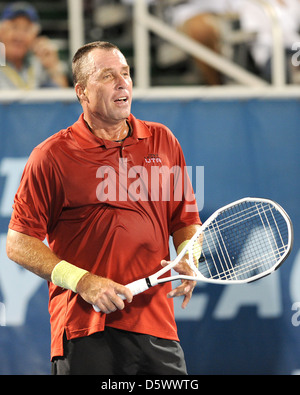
[93,278,150,313]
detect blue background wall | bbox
[0,97,299,374]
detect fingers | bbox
[93,285,133,314]
[161,258,192,276]
[32,36,59,70]
[76,274,133,314]
[167,280,196,309]
[161,259,196,309]
[161,259,169,267]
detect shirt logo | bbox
[144,154,162,165]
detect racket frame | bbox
[93,197,293,311]
[129,197,293,292]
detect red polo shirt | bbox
[9,113,201,360]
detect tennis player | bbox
[6,41,201,375]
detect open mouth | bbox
[114,97,128,103]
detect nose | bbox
[116,73,128,90]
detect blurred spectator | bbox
[119,0,243,85]
[0,2,69,89]
[170,0,243,85]
[239,0,300,83]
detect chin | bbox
[118,109,131,119]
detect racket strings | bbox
[208,203,276,233]
[195,201,290,282]
[200,244,287,281]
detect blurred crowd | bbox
[0,0,300,89]
[0,2,69,88]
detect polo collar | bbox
[71,113,152,149]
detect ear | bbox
[75,83,88,103]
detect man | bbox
[6,41,201,375]
[170,0,243,85]
[239,0,300,83]
[0,2,68,88]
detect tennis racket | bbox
[93,197,293,312]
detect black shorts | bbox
[51,327,187,375]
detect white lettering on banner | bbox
[289,249,300,304]
[0,233,43,326]
[0,158,27,216]
[291,42,300,66]
[291,302,300,327]
[174,284,209,321]
[213,272,282,319]
[290,249,300,327]
[174,272,282,320]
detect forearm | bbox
[6,228,132,313]
[168,224,200,308]
[172,224,200,252]
[6,229,88,291]
[6,228,61,282]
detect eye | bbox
[103,73,112,80]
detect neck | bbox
[84,115,130,142]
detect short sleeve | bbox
[9,147,65,240]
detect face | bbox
[77,48,133,126]
[0,17,39,64]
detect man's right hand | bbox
[76,272,133,314]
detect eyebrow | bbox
[89,65,130,83]
[100,66,130,75]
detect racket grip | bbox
[93,278,150,313]
[125,278,150,296]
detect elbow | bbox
[6,229,19,262]
[6,233,14,261]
